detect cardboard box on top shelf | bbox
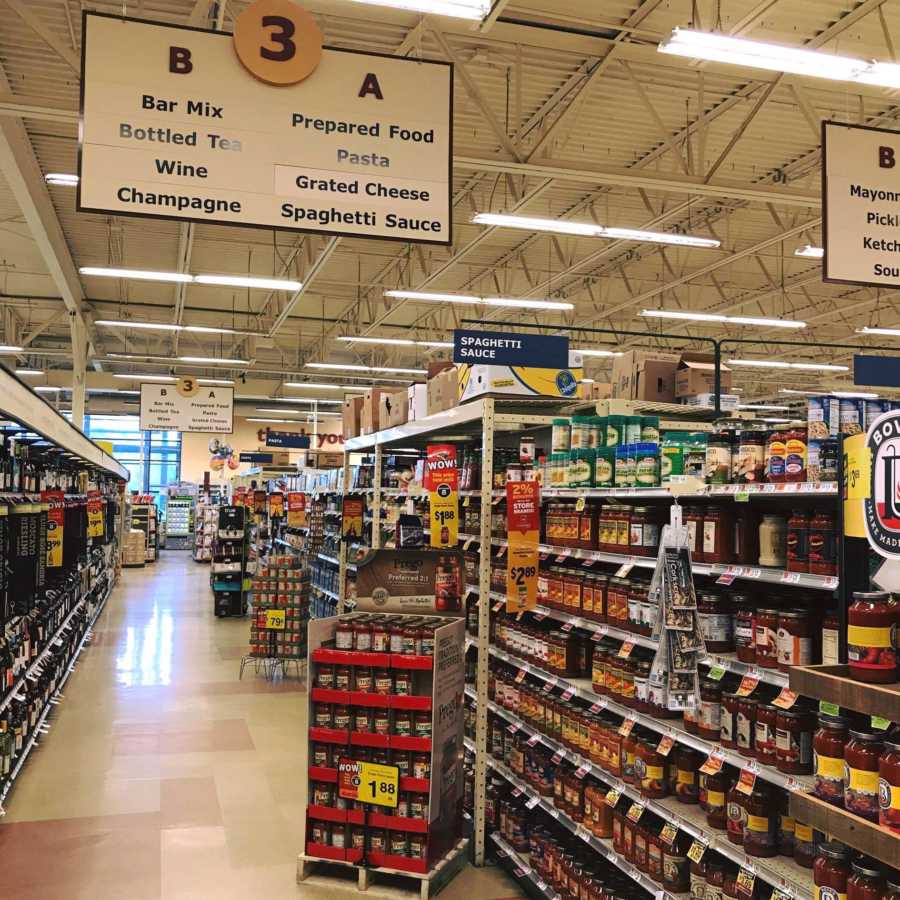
[342,394,363,440]
[427,365,458,415]
[360,387,391,435]
[379,389,409,428]
[682,392,740,411]
[611,350,679,402]
[407,383,428,421]
[675,352,732,398]
[581,381,612,400]
[457,352,583,402]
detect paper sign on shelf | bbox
[268,492,284,518]
[264,609,286,630]
[506,480,540,613]
[43,490,65,568]
[338,757,398,808]
[426,444,459,549]
[86,490,105,538]
[342,497,364,538]
[843,431,869,539]
[286,492,306,527]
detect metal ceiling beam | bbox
[268,237,340,337]
[0,0,80,73]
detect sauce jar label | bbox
[847,624,896,671]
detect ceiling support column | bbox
[70,313,87,431]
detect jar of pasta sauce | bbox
[879,738,900,829]
[674,746,702,804]
[776,705,815,775]
[847,858,884,900]
[721,692,739,749]
[793,821,817,868]
[744,782,778,858]
[777,609,813,670]
[698,680,722,741]
[814,842,850,900]
[698,592,733,653]
[705,769,728,830]
[845,730,883,822]
[726,781,746,846]
[736,697,757,758]
[808,513,837,576]
[755,608,780,669]
[755,703,778,767]
[787,510,810,573]
[848,591,898,683]
[814,714,849,807]
[734,605,756,664]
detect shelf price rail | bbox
[464,737,689,900]
[466,687,813,900]
[466,585,789,690]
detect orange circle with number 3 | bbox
[233,0,322,86]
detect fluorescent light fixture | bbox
[337,336,455,349]
[113,373,176,382]
[659,28,900,88]
[15,369,43,376]
[738,403,791,411]
[45,172,79,186]
[284,382,368,391]
[764,418,791,424]
[474,212,720,249]
[256,408,306,414]
[781,389,884,400]
[197,378,235,385]
[307,362,427,375]
[728,358,849,372]
[80,266,192,284]
[795,245,824,259]
[0,345,23,353]
[177,356,250,366]
[193,274,302,291]
[346,0,489,20]
[856,326,900,338]
[270,397,342,405]
[384,289,573,312]
[95,319,255,336]
[580,378,596,384]
[81,267,300,291]
[35,386,62,393]
[640,309,806,329]
[87,388,141,395]
[575,348,624,357]
[246,417,296,423]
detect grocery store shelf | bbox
[457,533,838,592]
[542,482,837,501]
[481,642,814,795]
[463,736,689,900]
[311,584,340,602]
[789,791,897,870]
[317,553,340,566]
[470,688,813,900]
[788,664,900,722]
[489,832,556,900]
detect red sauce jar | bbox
[848,859,884,900]
[698,680,722,742]
[702,508,734,565]
[755,703,778,767]
[674,746,702,804]
[316,663,335,689]
[705,769,728,830]
[848,591,898,683]
[814,842,850,900]
[793,821,816,868]
[698,592,734,653]
[845,730,883,822]
[744,783,778,858]
[685,507,705,563]
[371,618,390,652]
[726,781,746,845]
[353,618,373,651]
[736,697,757,758]
[335,665,352,691]
[787,510,810,572]
[778,790,795,857]
[814,713,849,806]
[775,705,814,774]
[755,608,780,669]
[734,606,756,663]
[784,426,808,482]
[879,738,900,829]
[721,692,739,749]
[335,620,354,650]
[663,831,691,893]
[808,512,837,576]
[777,609,813,670]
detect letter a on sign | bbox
[359,72,384,99]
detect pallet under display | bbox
[303,612,466,879]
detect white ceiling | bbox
[1,0,899,412]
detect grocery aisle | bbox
[0,552,521,900]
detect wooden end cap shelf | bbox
[790,792,898,866]
[788,664,900,721]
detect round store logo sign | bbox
[556,370,577,397]
[864,409,900,558]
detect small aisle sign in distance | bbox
[78,0,452,243]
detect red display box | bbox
[390,735,432,752]
[306,841,346,862]
[308,766,338,783]
[367,851,428,874]
[311,648,348,665]
[391,654,434,671]
[399,776,430,793]
[391,695,432,710]
[311,687,351,704]
[309,727,350,745]
[308,804,348,824]
[349,691,391,708]
[351,732,390,748]
[368,812,429,833]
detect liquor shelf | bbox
[469,688,813,900]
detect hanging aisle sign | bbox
[426,444,458,549]
[506,480,540,613]
[78,3,452,244]
[453,329,569,368]
[140,381,233,433]
[823,120,900,288]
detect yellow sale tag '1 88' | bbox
[264,609,286,630]
[354,761,399,808]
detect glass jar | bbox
[685,506,705,562]
[374,667,392,695]
[733,430,765,484]
[734,606,755,663]
[698,680,722,741]
[847,591,898,683]
[808,512,838,576]
[675,746,702,804]
[845,730,884,821]
[784,425,808,482]
[822,613,841,666]
[775,705,814,774]
[698,592,734,653]
[705,769,728,830]
[793,820,817,868]
[335,620,354,650]
[706,432,733,484]
[721,692,739,749]
[755,608,780,669]
[778,790,795,858]
[765,428,786,482]
[354,619,373,651]
[355,667,374,693]
[814,842,850,900]
[787,510,811,573]
[702,508,734,566]
[814,714,849,807]
[706,856,726,900]
[316,664,335,689]
[313,703,333,728]
[736,697,757,758]
[777,609,813,670]
[755,703,778,767]
[726,781,746,846]
[371,618,390,653]
[879,739,900,829]
[847,859,884,900]
[759,515,787,567]
[744,783,778,858]
[335,665,352,691]
[662,831,691,893]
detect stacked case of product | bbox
[249,555,309,659]
[305,612,465,874]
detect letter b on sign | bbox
[169,46,192,74]
[880,145,896,168]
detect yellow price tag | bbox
[575,496,586,512]
[660,822,678,846]
[264,609,286,630]
[463,496,471,507]
[604,789,621,807]
[687,840,707,864]
[353,761,399,808]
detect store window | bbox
[83,415,182,494]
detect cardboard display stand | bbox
[304,613,465,875]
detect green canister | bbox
[594,447,615,487]
[661,432,686,483]
[614,446,630,488]
[551,419,570,454]
[607,415,624,448]
[641,416,660,444]
[625,416,642,445]
[634,443,660,487]
[568,449,595,488]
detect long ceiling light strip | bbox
[307,362,426,375]
[794,245,824,259]
[781,388,880,399]
[107,352,250,366]
[112,374,176,382]
[336,336,454,348]
[857,326,900,337]
[346,0,489,20]
[284,382,368,391]
[658,28,900,89]
[384,289,573,311]
[640,309,806,329]
[575,348,624,357]
[474,212,721,249]
[80,266,302,292]
[727,359,849,372]
[95,319,259,336]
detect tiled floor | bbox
[0,552,521,900]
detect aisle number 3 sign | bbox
[78,0,452,242]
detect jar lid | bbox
[849,729,885,742]
[757,607,781,614]
[851,859,883,879]
[778,610,809,620]
[852,590,890,601]
[817,841,850,860]
[818,713,849,728]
